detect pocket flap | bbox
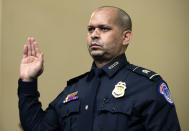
[97,99,133,115]
[61,101,80,118]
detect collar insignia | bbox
[63,91,78,104]
[112,81,127,98]
[108,61,119,70]
[142,69,150,74]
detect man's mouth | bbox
[89,40,103,49]
[90,43,101,48]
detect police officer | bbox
[18,6,181,131]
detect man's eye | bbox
[100,27,111,32]
[88,27,95,33]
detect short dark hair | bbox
[96,6,132,31]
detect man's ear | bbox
[122,30,132,46]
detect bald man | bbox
[18,6,180,131]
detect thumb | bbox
[39,53,44,62]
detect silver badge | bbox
[112,81,127,98]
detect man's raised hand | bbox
[20,37,44,82]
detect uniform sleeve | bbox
[140,82,181,131]
[18,79,61,131]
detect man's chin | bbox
[90,52,106,61]
[90,51,103,57]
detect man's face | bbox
[87,8,125,61]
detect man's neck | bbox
[94,57,115,68]
[93,53,125,68]
[95,61,109,68]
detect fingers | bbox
[27,37,41,57]
[31,38,36,56]
[33,41,42,58]
[23,44,28,58]
[27,37,32,56]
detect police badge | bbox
[112,81,127,98]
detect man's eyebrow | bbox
[88,25,94,28]
[98,25,111,28]
[88,24,110,28]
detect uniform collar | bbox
[88,54,128,79]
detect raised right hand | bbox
[20,37,44,82]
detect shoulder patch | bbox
[159,82,174,104]
[67,72,89,86]
[128,64,160,81]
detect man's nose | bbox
[91,28,100,39]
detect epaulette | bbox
[128,64,161,81]
[128,64,174,105]
[67,72,89,86]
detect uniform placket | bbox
[78,69,103,131]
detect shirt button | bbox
[85,105,88,110]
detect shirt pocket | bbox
[95,98,133,131]
[99,99,133,114]
[59,100,80,131]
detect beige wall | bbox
[1,0,189,130]
[0,0,2,128]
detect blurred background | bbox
[0,0,188,130]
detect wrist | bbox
[21,77,36,82]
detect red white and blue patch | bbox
[63,91,79,104]
[159,82,174,104]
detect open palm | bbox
[20,37,44,82]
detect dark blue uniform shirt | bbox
[18,54,181,131]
